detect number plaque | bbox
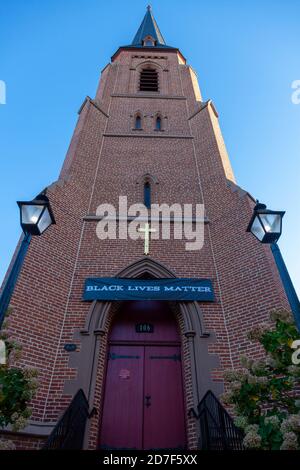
[135,323,154,333]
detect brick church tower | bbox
[1,7,289,450]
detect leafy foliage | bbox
[222,310,300,450]
[0,310,38,433]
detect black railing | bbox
[191,390,245,450]
[43,389,90,450]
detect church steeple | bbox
[131,5,169,48]
[112,5,177,58]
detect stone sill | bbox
[103,133,193,139]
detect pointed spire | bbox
[131,5,167,47]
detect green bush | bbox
[0,311,38,435]
[222,310,300,450]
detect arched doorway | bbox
[99,300,186,450]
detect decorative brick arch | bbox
[136,61,162,93]
[136,60,164,71]
[135,175,159,206]
[153,111,165,131]
[132,110,144,130]
[135,172,159,186]
[64,257,222,449]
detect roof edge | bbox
[111,46,186,63]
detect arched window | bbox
[155,116,162,131]
[144,181,151,209]
[135,115,142,129]
[143,36,155,47]
[140,68,158,92]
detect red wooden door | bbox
[143,345,186,450]
[99,301,186,450]
[99,345,144,450]
[100,344,186,450]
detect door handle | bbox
[145,395,151,408]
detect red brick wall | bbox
[3,46,289,449]
[0,432,46,450]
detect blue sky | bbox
[0,0,299,294]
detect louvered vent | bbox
[139,68,159,92]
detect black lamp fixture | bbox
[17,193,56,236]
[246,201,285,244]
[0,190,56,329]
[247,200,300,331]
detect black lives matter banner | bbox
[83,277,214,302]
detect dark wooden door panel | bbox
[99,345,144,449]
[143,345,186,450]
[109,301,180,343]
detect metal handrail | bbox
[193,390,245,450]
[42,389,90,450]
